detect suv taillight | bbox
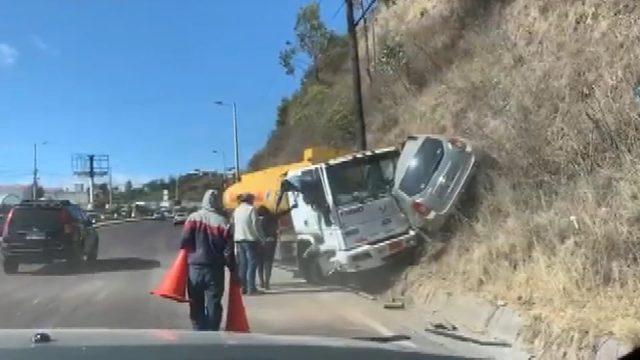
[2,208,14,237]
[60,209,73,234]
[448,137,466,149]
[412,200,432,217]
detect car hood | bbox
[0,329,465,360]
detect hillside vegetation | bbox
[115,174,225,205]
[252,0,640,354]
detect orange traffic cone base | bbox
[151,249,189,303]
[225,279,250,332]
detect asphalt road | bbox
[0,221,525,358]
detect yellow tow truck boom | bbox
[222,147,346,213]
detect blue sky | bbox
[0,0,346,188]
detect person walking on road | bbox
[233,193,261,295]
[180,190,235,331]
[256,205,295,290]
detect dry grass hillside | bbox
[368,0,640,354]
[251,0,640,354]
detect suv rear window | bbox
[9,208,63,232]
[398,138,445,197]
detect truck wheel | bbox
[66,242,86,269]
[3,258,19,274]
[86,250,97,263]
[301,257,325,285]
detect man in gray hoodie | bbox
[180,190,235,331]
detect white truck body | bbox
[282,147,418,276]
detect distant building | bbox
[188,169,218,177]
[0,185,30,200]
[43,188,88,207]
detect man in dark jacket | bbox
[180,190,234,331]
[256,205,295,290]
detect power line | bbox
[331,1,346,20]
[355,0,377,26]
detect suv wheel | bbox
[85,239,98,263]
[66,242,86,268]
[301,256,325,285]
[3,258,19,274]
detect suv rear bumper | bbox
[1,239,72,262]
[331,230,418,272]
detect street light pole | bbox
[232,102,240,182]
[214,100,241,182]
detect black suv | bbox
[0,200,99,274]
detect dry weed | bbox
[371,0,640,353]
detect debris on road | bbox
[384,297,405,309]
[427,320,458,332]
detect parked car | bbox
[152,211,165,221]
[392,134,477,232]
[0,200,99,274]
[173,212,188,226]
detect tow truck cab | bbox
[282,147,418,279]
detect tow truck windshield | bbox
[326,152,398,207]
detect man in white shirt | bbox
[232,193,260,295]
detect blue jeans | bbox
[237,241,258,293]
[187,265,225,331]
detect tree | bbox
[124,180,133,201]
[279,46,297,76]
[276,97,291,127]
[98,183,109,196]
[279,1,334,80]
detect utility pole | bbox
[345,0,367,151]
[360,0,373,82]
[32,143,38,200]
[175,174,180,203]
[88,154,95,209]
[108,167,113,209]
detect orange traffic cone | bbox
[150,249,189,303]
[225,278,250,332]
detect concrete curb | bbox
[415,288,633,359]
[486,306,523,346]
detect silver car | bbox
[392,134,476,231]
[173,212,188,226]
